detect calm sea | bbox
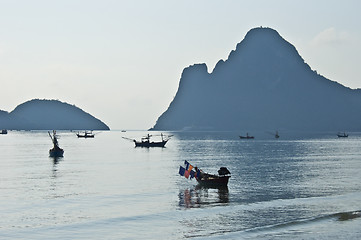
[1,130,361,239]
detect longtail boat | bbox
[275,131,280,139]
[179,161,231,188]
[48,130,64,158]
[337,132,348,138]
[239,133,254,139]
[76,130,95,138]
[123,133,172,148]
[195,167,231,188]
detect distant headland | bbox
[151,27,361,132]
[0,99,110,130]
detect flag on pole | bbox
[190,170,195,179]
[184,160,190,170]
[179,166,185,176]
[180,161,199,180]
[196,169,201,178]
[184,170,190,179]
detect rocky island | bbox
[151,27,361,132]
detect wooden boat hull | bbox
[77,134,94,138]
[49,148,64,158]
[239,136,254,139]
[196,176,230,188]
[134,140,168,148]
[337,134,348,138]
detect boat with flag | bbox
[179,161,231,188]
[123,133,172,148]
[48,130,64,158]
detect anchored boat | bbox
[48,130,64,158]
[123,133,172,148]
[337,132,348,138]
[76,130,95,138]
[275,131,280,139]
[239,133,254,139]
[179,161,231,188]
[196,167,231,188]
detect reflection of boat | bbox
[0,129,7,134]
[239,133,254,139]
[76,130,95,138]
[337,132,348,138]
[196,167,231,188]
[48,130,64,158]
[123,133,172,148]
[179,187,229,208]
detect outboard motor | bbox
[218,167,231,176]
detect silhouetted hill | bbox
[152,27,361,132]
[0,99,109,130]
[0,110,12,129]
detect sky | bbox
[1,0,360,130]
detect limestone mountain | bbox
[152,27,361,131]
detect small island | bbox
[0,99,110,130]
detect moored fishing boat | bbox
[196,167,231,188]
[123,133,172,148]
[337,132,348,138]
[76,130,95,138]
[275,131,280,139]
[239,133,254,139]
[196,172,231,188]
[48,130,64,158]
[179,161,231,188]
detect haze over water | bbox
[1,131,361,239]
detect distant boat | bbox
[239,133,254,139]
[0,129,7,134]
[48,130,64,158]
[337,132,348,138]
[123,133,172,148]
[76,130,95,138]
[275,131,280,139]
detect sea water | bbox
[1,131,361,239]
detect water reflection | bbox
[50,156,63,178]
[51,156,62,165]
[179,186,229,209]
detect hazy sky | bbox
[1,0,360,129]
